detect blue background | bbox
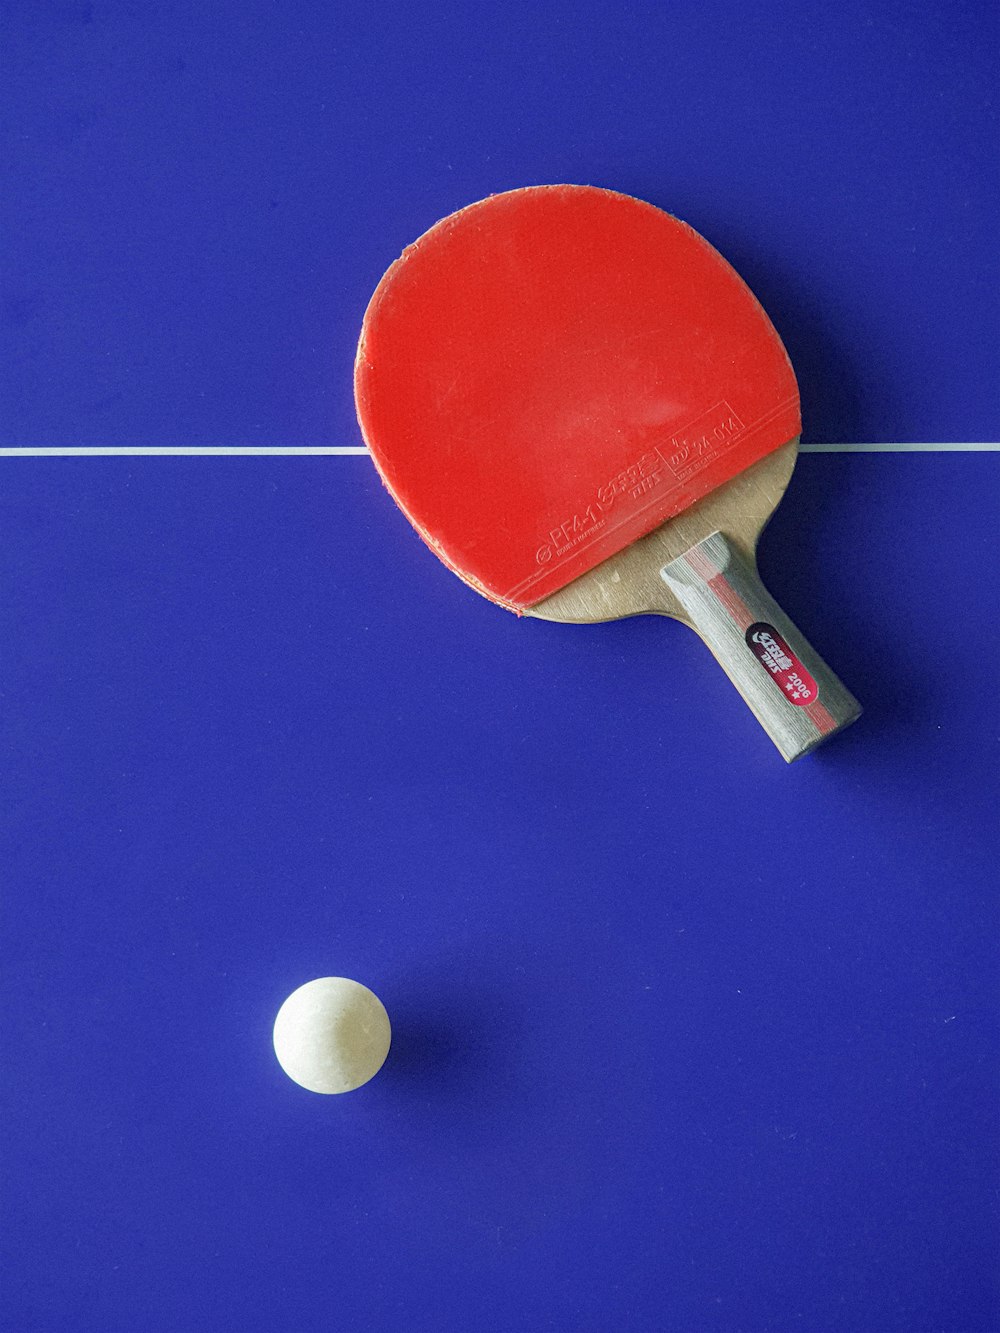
[3,3,998,1331]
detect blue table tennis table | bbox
[4,4,998,1330]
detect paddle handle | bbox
[660,532,861,761]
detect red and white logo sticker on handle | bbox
[745,623,819,706]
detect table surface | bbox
[4,4,998,1332]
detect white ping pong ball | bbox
[272,977,391,1094]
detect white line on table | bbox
[800,443,999,453]
[0,443,997,457]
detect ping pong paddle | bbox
[355,185,861,760]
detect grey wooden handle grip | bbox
[660,532,861,761]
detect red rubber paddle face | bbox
[355,185,799,611]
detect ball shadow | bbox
[380,972,521,1104]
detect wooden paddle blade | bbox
[528,444,799,623]
[527,443,860,759]
[355,185,800,610]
